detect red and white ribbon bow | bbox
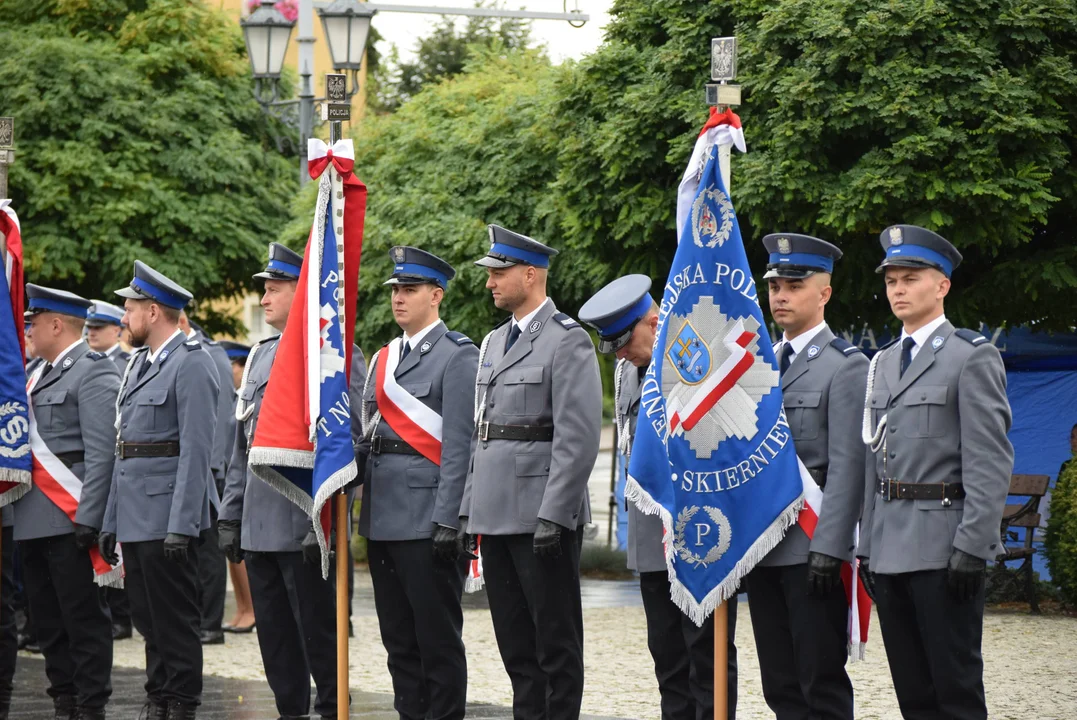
[307,138,356,180]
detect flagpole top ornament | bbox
[705,37,741,108]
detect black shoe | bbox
[199,629,225,645]
[74,708,106,720]
[112,623,133,640]
[222,622,255,634]
[25,639,42,654]
[53,695,77,720]
[138,701,167,720]
[165,700,197,720]
[16,631,33,650]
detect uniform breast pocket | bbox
[136,391,169,431]
[34,390,68,431]
[503,365,545,416]
[402,381,432,402]
[902,385,948,438]
[869,392,890,427]
[784,391,822,440]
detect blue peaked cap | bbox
[114,260,193,309]
[254,242,303,281]
[579,274,654,354]
[475,225,558,269]
[761,233,842,279]
[25,284,92,319]
[384,246,456,288]
[877,225,962,278]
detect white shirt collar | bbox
[402,319,442,351]
[514,298,551,332]
[104,344,122,357]
[781,320,829,361]
[901,314,948,357]
[50,339,85,369]
[186,328,197,340]
[149,328,185,363]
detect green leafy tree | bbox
[551,0,1077,331]
[1045,459,1077,607]
[0,0,297,332]
[370,4,532,113]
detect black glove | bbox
[98,532,120,566]
[947,548,986,602]
[302,528,335,566]
[73,523,99,552]
[858,559,877,602]
[456,516,478,559]
[163,533,192,564]
[218,519,244,564]
[533,519,563,559]
[806,551,844,596]
[432,524,459,563]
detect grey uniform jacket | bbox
[460,301,603,535]
[761,326,868,567]
[616,359,666,573]
[219,338,365,552]
[102,332,220,542]
[190,330,237,485]
[14,342,120,542]
[108,347,131,375]
[356,322,479,541]
[860,322,1014,574]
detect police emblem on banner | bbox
[691,185,734,249]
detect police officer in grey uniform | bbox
[98,261,220,720]
[85,299,133,640]
[178,312,235,646]
[745,235,867,720]
[580,275,739,720]
[458,226,603,720]
[85,301,130,375]
[356,247,477,720]
[859,226,1013,720]
[17,286,120,720]
[219,242,364,720]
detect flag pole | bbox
[704,36,741,720]
[336,491,349,719]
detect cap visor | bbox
[875,258,940,274]
[474,256,517,269]
[253,270,298,281]
[382,276,432,286]
[114,286,144,300]
[597,333,632,355]
[763,267,816,280]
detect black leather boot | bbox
[165,701,197,720]
[74,708,106,720]
[138,700,168,720]
[53,695,77,720]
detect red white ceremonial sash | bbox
[26,367,123,587]
[464,536,484,594]
[374,339,443,465]
[795,455,870,660]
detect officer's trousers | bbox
[482,531,584,720]
[20,533,113,710]
[124,538,202,705]
[0,526,17,712]
[368,539,468,720]
[745,563,852,720]
[874,570,987,720]
[105,586,130,630]
[640,571,738,720]
[196,500,227,634]
[245,550,339,718]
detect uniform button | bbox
[167,482,173,489]
[889,426,896,433]
[544,466,550,471]
[889,452,896,459]
[989,543,997,550]
[890,400,897,408]
[374,461,380,467]
[921,394,927,401]
[122,423,128,429]
[489,401,495,407]
[120,470,125,476]
[797,398,804,405]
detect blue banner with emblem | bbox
[626,122,803,625]
[0,253,31,503]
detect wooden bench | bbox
[991,474,1051,613]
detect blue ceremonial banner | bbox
[626,113,803,624]
[0,208,31,503]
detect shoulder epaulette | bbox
[184,340,204,351]
[829,337,862,356]
[445,331,474,346]
[553,312,580,329]
[203,338,219,346]
[85,351,107,361]
[954,328,989,346]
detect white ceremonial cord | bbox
[233,341,263,423]
[473,329,494,425]
[114,348,148,434]
[613,358,631,456]
[360,351,381,441]
[861,350,887,452]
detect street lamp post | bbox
[242,0,373,185]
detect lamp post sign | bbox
[325,73,351,122]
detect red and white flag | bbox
[26,365,124,587]
[0,199,31,503]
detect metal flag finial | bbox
[705,37,741,109]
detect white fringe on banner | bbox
[625,473,803,627]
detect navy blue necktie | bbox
[400,341,411,362]
[506,324,522,352]
[900,336,915,377]
[779,343,795,377]
[135,358,150,382]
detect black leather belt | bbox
[877,479,965,503]
[116,441,180,459]
[478,422,554,442]
[370,436,420,456]
[54,451,85,469]
[806,467,827,490]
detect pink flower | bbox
[246,0,299,22]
